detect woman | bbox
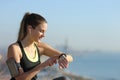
[7,12,72,80]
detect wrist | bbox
[58,53,67,59]
[41,61,48,68]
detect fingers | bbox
[45,55,71,69]
[48,59,57,66]
[58,56,69,69]
[47,56,58,66]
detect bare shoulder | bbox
[7,42,22,62]
[8,42,19,49]
[8,42,20,52]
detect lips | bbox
[39,36,42,40]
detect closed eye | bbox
[39,30,45,33]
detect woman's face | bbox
[31,22,47,42]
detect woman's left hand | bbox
[58,55,69,69]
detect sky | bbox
[0,0,120,52]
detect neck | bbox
[21,35,34,48]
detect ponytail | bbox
[17,12,30,41]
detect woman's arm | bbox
[15,56,58,80]
[7,43,58,80]
[37,42,73,62]
[37,42,73,69]
[37,42,61,57]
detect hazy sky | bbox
[0,0,120,52]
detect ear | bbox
[27,25,32,33]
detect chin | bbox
[37,39,41,43]
[34,39,39,43]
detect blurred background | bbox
[0,0,120,80]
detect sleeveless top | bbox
[17,41,41,80]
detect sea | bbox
[67,52,120,80]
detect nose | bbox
[42,33,45,37]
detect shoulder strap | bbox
[34,43,41,57]
[17,41,25,56]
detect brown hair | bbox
[17,12,47,41]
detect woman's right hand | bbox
[43,55,59,67]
